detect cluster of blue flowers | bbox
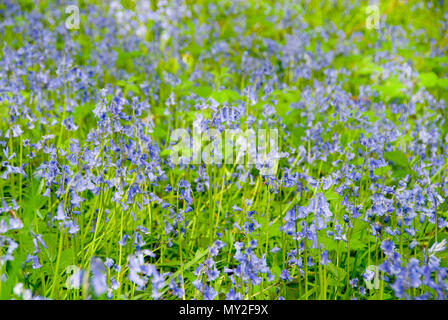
[0,0,447,300]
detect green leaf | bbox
[437,78,448,88]
[349,238,367,250]
[374,77,406,101]
[358,57,383,76]
[418,72,439,88]
[160,149,172,157]
[210,89,241,104]
[383,150,409,168]
[268,221,281,237]
[126,83,140,94]
[373,165,391,176]
[191,86,213,98]
[271,265,281,277]
[117,80,127,87]
[324,190,340,201]
[320,235,339,251]
[326,263,347,283]
[270,89,299,103]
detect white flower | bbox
[429,238,447,254]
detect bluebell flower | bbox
[380,239,396,256]
[54,201,66,221]
[91,257,107,296]
[203,285,217,300]
[320,250,331,265]
[118,234,129,246]
[226,288,243,300]
[105,258,114,269]
[270,246,281,253]
[280,269,292,281]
